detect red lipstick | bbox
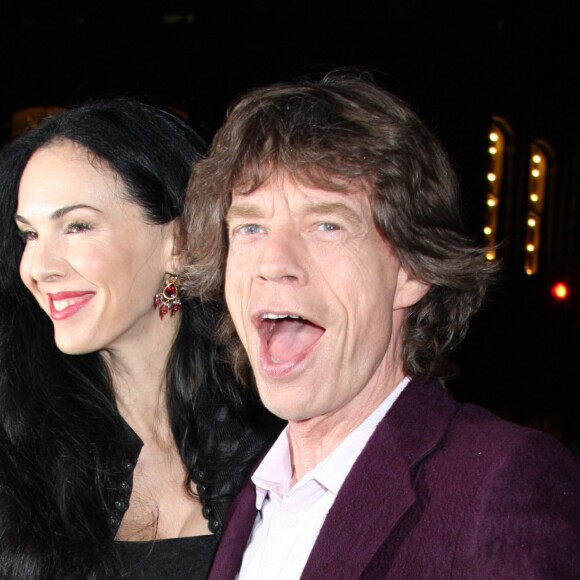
[47,291,96,320]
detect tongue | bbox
[268,319,324,364]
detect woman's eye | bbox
[65,221,91,234]
[17,230,37,243]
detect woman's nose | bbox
[23,234,67,283]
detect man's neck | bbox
[286,372,406,484]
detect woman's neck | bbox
[114,374,173,447]
[101,315,211,541]
[103,315,179,446]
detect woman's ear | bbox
[393,266,430,310]
[164,218,187,273]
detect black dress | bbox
[114,536,219,579]
[107,396,279,538]
[102,394,282,579]
[0,387,280,578]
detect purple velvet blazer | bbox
[209,380,580,579]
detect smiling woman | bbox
[16,141,177,358]
[0,100,277,579]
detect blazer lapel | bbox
[208,480,258,580]
[301,380,457,579]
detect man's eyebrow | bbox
[226,203,266,222]
[225,201,364,224]
[14,204,103,224]
[301,201,363,224]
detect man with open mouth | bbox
[185,71,580,579]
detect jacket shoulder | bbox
[427,396,580,578]
[379,381,580,578]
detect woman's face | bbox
[15,140,178,357]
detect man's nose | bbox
[254,228,308,285]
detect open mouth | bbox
[257,312,325,366]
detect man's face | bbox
[225,173,426,429]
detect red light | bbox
[551,282,569,300]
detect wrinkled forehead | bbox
[227,169,380,239]
[231,163,373,200]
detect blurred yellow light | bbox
[483,226,492,235]
[485,252,496,260]
[525,267,533,275]
[530,193,539,202]
[489,146,497,155]
[489,132,499,142]
[531,168,540,177]
[487,172,496,182]
[526,244,535,252]
[532,154,542,164]
[527,218,536,227]
[487,198,497,207]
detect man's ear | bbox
[164,219,186,273]
[393,267,430,310]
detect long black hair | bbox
[0,100,269,579]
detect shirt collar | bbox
[253,377,410,510]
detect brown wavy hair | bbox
[183,70,497,380]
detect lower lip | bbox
[49,294,95,320]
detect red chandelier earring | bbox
[154,273,182,319]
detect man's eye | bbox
[317,223,340,232]
[65,221,91,234]
[237,224,263,235]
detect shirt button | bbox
[281,513,298,528]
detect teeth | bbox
[261,313,300,320]
[52,297,87,311]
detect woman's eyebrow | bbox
[14,204,103,224]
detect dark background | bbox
[1,1,579,447]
